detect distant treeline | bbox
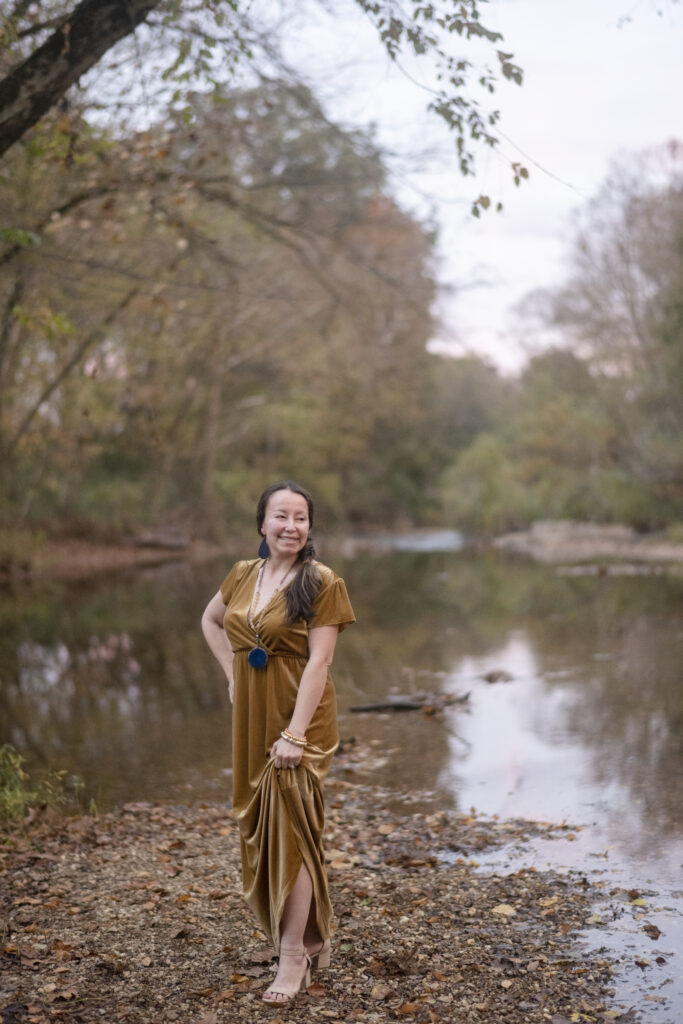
[0,87,681,538]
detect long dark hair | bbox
[256,480,321,623]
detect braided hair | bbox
[256,481,322,624]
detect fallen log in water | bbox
[350,692,470,713]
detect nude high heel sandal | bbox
[309,937,331,969]
[262,946,311,1004]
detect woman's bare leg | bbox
[303,902,322,950]
[263,864,313,1000]
[279,862,313,947]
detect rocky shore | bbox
[1,782,656,1024]
[493,521,683,566]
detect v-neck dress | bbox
[220,557,355,948]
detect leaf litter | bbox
[0,780,653,1024]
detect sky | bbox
[282,0,683,372]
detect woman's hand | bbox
[270,736,303,769]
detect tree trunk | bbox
[201,370,222,538]
[0,0,161,159]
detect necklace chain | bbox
[248,558,294,638]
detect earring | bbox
[258,538,270,558]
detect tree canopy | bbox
[0,80,448,534]
[0,0,525,209]
[440,144,683,533]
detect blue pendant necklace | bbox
[247,559,293,668]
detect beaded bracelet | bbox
[281,729,307,747]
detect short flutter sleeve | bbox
[308,568,355,633]
[220,560,251,605]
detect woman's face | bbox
[261,489,310,560]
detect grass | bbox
[0,743,85,831]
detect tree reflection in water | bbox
[0,551,681,854]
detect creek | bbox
[1,539,681,1020]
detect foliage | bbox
[0,85,442,536]
[2,115,681,539]
[439,146,683,535]
[0,0,526,205]
[0,743,77,829]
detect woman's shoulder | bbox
[232,557,261,573]
[313,560,344,584]
[224,557,260,581]
[220,558,260,603]
[309,560,355,629]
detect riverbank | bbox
[0,536,231,583]
[3,520,683,583]
[493,520,683,566]
[1,783,654,1024]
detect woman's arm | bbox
[201,590,236,702]
[269,624,339,768]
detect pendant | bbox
[248,645,268,669]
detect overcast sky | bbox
[283,0,683,372]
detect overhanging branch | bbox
[0,0,161,159]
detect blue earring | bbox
[258,538,269,558]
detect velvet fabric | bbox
[220,558,355,948]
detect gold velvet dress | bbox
[220,558,355,949]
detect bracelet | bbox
[281,729,306,747]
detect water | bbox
[1,543,682,1018]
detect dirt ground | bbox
[0,773,651,1024]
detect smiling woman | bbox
[200,480,355,1005]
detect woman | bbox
[201,481,355,1004]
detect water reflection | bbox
[0,550,681,869]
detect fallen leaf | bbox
[249,949,275,963]
[371,982,393,1000]
[492,903,517,917]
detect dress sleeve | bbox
[308,571,355,633]
[219,560,248,605]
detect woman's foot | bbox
[262,947,311,1004]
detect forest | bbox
[1,2,681,543]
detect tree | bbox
[0,0,160,158]
[0,0,524,206]
[540,143,683,523]
[0,83,439,533]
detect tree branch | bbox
[0,0,161,159]
[7,284,139,456]
[17,18,68,40]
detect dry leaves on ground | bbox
[0,787,648,1024]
